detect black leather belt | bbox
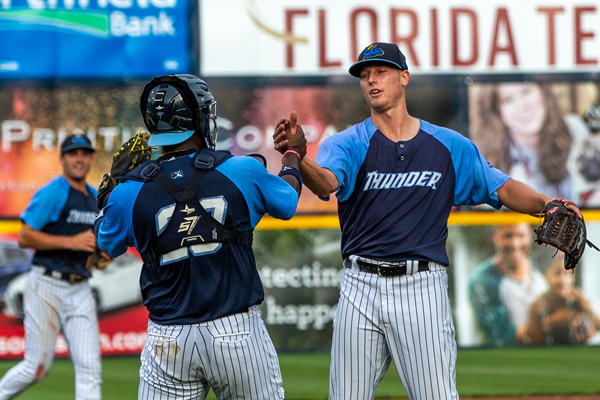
[354,260,430,277]
[43,269,86,284]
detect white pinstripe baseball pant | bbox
[329,257,459,400]
[138,305,285,400]
[0,267,102,400]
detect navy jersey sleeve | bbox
[217,156,298,227]
[422,121,509,209]
[20,177,70,230]
[316,119,377,202]
[96,180,142,258]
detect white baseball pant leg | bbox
[329,257,458,400]
[138,305,285,400]
[0,268,101,400]
[61,278,102,400]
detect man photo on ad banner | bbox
[468,223,548,346]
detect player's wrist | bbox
[282,149,301,163]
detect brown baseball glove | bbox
[534,199,599,270]
[86,249,113,271]
[97,132,153,209]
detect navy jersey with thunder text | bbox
[20,176,98,278]
[317,119,510,265]
[96,150,298,325]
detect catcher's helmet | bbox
[140,74,218,148]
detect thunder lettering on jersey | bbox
[20,176,98,278]
[96,150,298,325]
[317,118,509,265]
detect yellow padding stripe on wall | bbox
[0,220,22,235]
[2,211,600,233]
[256,210,600,230]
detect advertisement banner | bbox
[2,80,599,218]
[0,229,344,358]
[451,223,600,347]
[0,0,189,78]
[468,81,600,208]
[2,222,600,358]
[201,0,600,76]
[0,241,149,359]
[0,80,461,218]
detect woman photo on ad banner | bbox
[470,82,590,202]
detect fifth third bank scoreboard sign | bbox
[0,0,189,78]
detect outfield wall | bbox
[1,215,600,358]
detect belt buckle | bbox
[377,261,406,277]
[377,262,395,277]
[69,274,81,284]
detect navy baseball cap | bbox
[349,42,408,78]
[61,134,95,154]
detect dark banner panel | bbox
[0,80,462,218]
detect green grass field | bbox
[1,346,599,399]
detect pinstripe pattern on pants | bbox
[0,267,102,400]
[329,257,458,400]
[138,306,285,400]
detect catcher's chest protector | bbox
[121,150,253,264]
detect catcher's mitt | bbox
[534,199,599,270]
[86,249,112,271]
[97,132,153,209]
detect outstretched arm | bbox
[496,178,582,218]
[298,157,338,198]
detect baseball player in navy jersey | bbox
[0,135,106,400]
[274,42,584,400]
[94,74,306,400]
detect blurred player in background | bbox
[524,255,600,345]
[274,42,582,400]
[469,223,548,346]
[95,74,306,399]
[0,135,106,400]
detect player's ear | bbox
[400,69,410,86]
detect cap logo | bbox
[73,135,87,143]
[363,44,384,59]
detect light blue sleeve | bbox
[86,183,98,199]
[217,156,299,228]
[20,177,69,230]
[315,119,376,202]
[423,121,509,208]
[96,181,142,258]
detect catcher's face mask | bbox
[140,74,219,149]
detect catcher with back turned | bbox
[273,42,597,400]
[95,74,306,399]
